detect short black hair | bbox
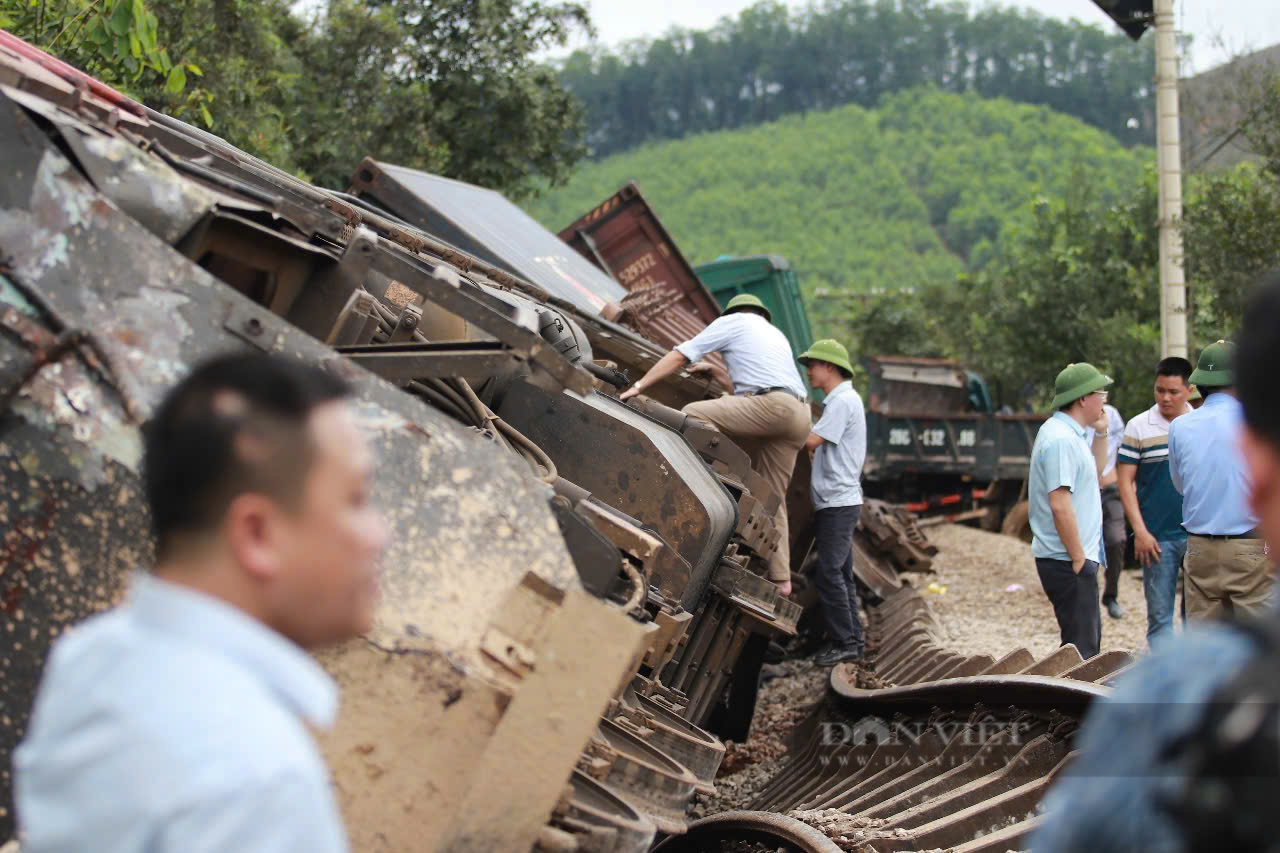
[1155,356,1193,383]
[143,352,351,556]
[1239,272,1280,448]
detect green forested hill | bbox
[558,0,1155,159]
[525,88,1150,336]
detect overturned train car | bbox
[0,37,810,852]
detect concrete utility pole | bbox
[1090,0,1187,357]
[1153,0,1187,358]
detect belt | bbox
[1188,530,1262,541]
[738,386,801,400]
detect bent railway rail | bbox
[701,585,1134,852]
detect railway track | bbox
[686,584,1135,852]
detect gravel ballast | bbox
[698,523,1157,815]
[920,523,1150,659]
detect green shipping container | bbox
[694,255,814,358]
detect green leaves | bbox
[2,0,199,104]
[164,64,184,93]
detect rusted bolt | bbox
[243,317,264,337]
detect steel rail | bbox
[651,810,844,853]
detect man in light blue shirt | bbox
[1168,339,1269,620]
[15,354,390,852]
[621,294,810,592]
[797,340,867,666]
[1028,362,1113,660]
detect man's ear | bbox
[223,493,284,581]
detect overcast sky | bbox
[558,1,1280,76]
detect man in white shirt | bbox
[1086,403,1128,619]
[797,340,868,666]
[16,353,390,852]
[621,294,810,592]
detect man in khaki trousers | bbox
[620,294,810,594]
[1168,340,1271,620]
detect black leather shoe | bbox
[815,644,864,666]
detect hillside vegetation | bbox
[559,0,1154,159]
[525,88,1150,336]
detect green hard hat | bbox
[798,339,854,376]
[723,293,771,322]
[1051,362,1113,409]
[1189,339,1235,387]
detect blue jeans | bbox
[1144,536,1187,645]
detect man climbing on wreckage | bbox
[620,294,810,595]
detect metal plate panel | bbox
[496,382,737,609]
[349,160,627,314]
[0,106,605,843]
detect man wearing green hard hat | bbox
[796,339,868,666]
[1168,340,1269,621]
[620,292,810,593]
[1028,362,1115,660]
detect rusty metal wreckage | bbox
[0,34,1134,853]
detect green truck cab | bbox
[695,255,814,357]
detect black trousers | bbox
[1035,557,1101,660]
[813,504,864,650]
[1100,485,1126,604]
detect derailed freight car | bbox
[0,34,804,852]
[0,34,926,851]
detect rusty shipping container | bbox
[558,183,722,352]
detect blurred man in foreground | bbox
[1032,274,1280,853]
[16,353,390,852]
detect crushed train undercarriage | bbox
[0,34,1113,853]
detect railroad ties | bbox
[742,585,1134,852]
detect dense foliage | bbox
[836,160,1280,419]
[525,88,1150,340]
[0,0,205,113]
[558,0,1156,158]
[1,0,593,198]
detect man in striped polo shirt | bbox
[1116,356,1194,645]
